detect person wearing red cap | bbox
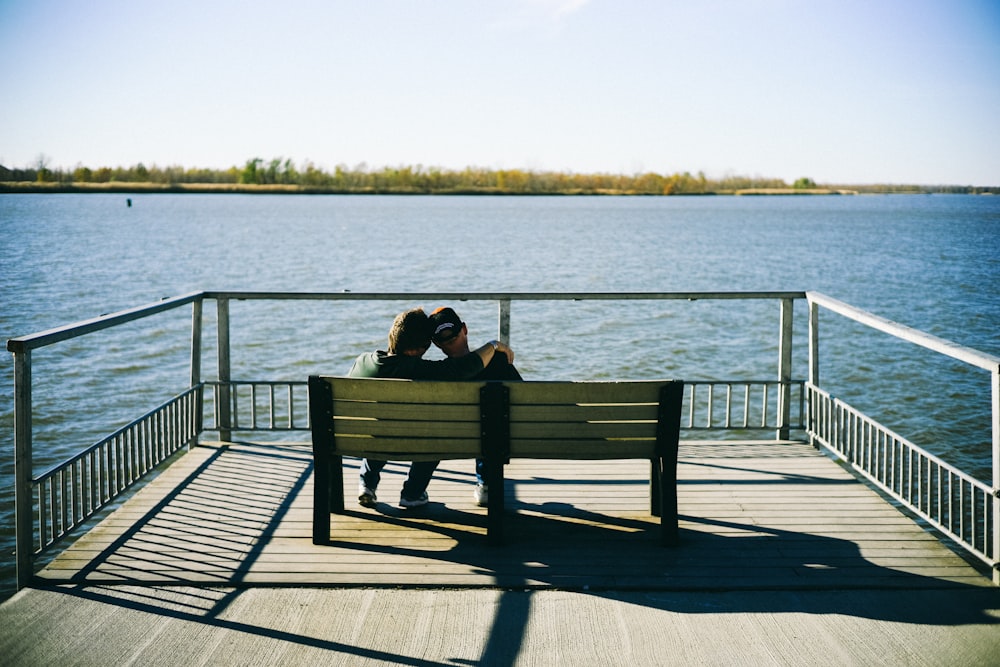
[429,306,523,506]
[348,307,515,508]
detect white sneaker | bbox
[473,483,488,507]
[399,492,429,508]
[358,485,377,507]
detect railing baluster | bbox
[70,460,79,530]
[687,384,696,428]
[724,384,732,428]
[936,463,942,526]
[47,478,56,548]
[760,384,768,428]
[114,427,123,495]
[266,383,274,428]
[742,384,751,428]
[706,384,714,428]
[971,487,978,553]
[81,453,90,519]
[58,469,66,542]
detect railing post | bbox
[776,297,793,440]
[497,298,511,345]
[190,299,203,446]
[808,298,820,448]
[992,365,999,585]
[217,297,232,442]
[12,348,34,590]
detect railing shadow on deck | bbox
[64,442,312,612]
[42,443,994,602]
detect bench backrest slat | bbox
[319,376,484,459]
[510,421,656,439]
[508,380,666,404]
[336,436,482,460]
[508,439,659,459]
[507,380,666,459]
[333,400,480,422]
[511,403,658,422]
[335,418,481,439]
[329,376,484,403]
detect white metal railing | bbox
[7,290,998,590]
[684,380,805,432]
[806,292,1000,583]
[808,383,994,567]
[204,380,310,431]
[30,387,201,554]
[201,378,806,435]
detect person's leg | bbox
[358,458,385,506]
[360,459,386,491]
[400,460,439,504]
[473,458,489,506]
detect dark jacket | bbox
[477,355,523,381]
[348,350,485,380]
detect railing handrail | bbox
[7,290,807,353]
[6,291,204,353]
[806,291,1000,372]
[202,289,809,301]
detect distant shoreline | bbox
[6,181,965,196]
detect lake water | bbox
[2,192,999,600]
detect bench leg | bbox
[312,447,330,544]
[330,454,345,513]
[312,450,343,545]
[656,455,679,546]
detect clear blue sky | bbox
[2,0,998,186]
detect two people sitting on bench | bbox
[347,307,515,508]
[428,307,523,506]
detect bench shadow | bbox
[329,489,1000,665]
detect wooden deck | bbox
[35,438,991,591]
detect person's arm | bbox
[391,342,515,380]
[402,351,484,380]
[474,340,514,366]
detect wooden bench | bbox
[308,376,684,545]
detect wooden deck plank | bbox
[34,439,992,591]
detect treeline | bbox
[1,159,995,195]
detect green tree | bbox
[34,154,52,182]
[241,158,263,184]
[282,158,298,184]
[72,164,92,182]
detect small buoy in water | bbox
[126,198,132,207]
